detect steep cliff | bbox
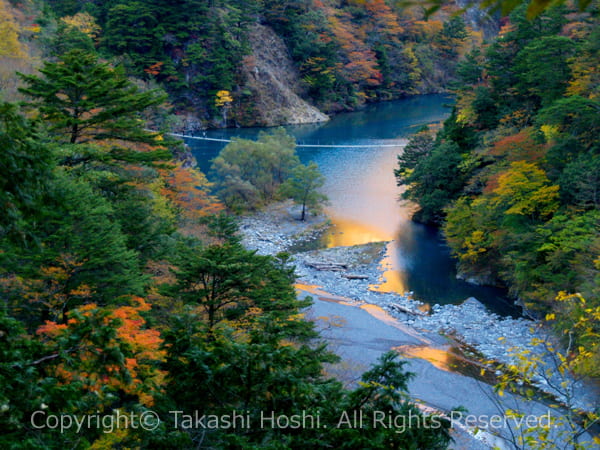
[239,24,329,127]
[455,0,500,39]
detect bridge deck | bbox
[168,133,407,148]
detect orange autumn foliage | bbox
[1,253,94,323]
[36,298,166,406]
[317,3,383,89]
[159,164,223,220]
[365,0,404,35]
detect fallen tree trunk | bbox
[342,274,369,280]
[390,303,427,316]
[305,262,348,271]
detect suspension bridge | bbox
[167,132,408,148]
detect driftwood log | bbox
[305,262,348,271]
[342,274,370,280]
[389,303,427,316]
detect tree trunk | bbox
[70,123,78,144]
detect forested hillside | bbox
[0,42,454,448]
[396,3,600,374]
[2,0,599,447]
[0,2,475,447]
[1,0,489,128]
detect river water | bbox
[188,94,519,316]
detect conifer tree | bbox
[19,49,166,145]
[0,102,52,242]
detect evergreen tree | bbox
[395,128,434,183]
[19,49,166,145]
[514,35,575,108]
[401,140,467,224]
[3,172,146,326]
[0,102,52,243]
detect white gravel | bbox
[238,202,598,411]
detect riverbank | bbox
[238,201,598,414]
[239,201,534,367]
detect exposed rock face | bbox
[240,24,329,127]
[455,0,500,40]
[172,143,198,168]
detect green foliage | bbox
[19,49,166,145]
[558,154,600,209]
[172,240,294,330]
[405,3,600,369]
[4,171,146,326]
[108,182,177,262]
[103,2,161,66]
[47,20,96,56]
[0,102,52,243]
[40,0,476,123]
[0,59,453,447]
[472,86,499,129]
[7,1,600,447]
[164,326,452,448]
[211,128,300,211]
[537,96,600,175]
[400,139,468,224]
[279,161,327,221]
[514,36,576,107]
[435,16,468,60]
[395,127,435,182]
[456,47,484,86]
[483,4,568,119]
[0,312,46,447]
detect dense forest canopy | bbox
[0,44,454,450]
[1,0,599,448]
[1,0,495,127]
[396,2,600,376]
[0,1,464,447]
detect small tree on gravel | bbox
[279,161,327,221]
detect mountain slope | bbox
[238,24,329,126]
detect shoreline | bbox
[239,201,533,369]
[238,201,599,413]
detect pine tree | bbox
[0,102,52,243]
[19,49,166,145]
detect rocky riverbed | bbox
[239,202,532,364]
[238,201,598,413]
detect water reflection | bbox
[394,344,490,380]
[188,94,519,316]
[374,245,408,295]
[325,217,389,247]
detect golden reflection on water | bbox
[324,216,391,247]
[323,214,409,295]
[395,344,491,380]
[372,251,408,295]
[318,142,420,299]
[394,345,457,373]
